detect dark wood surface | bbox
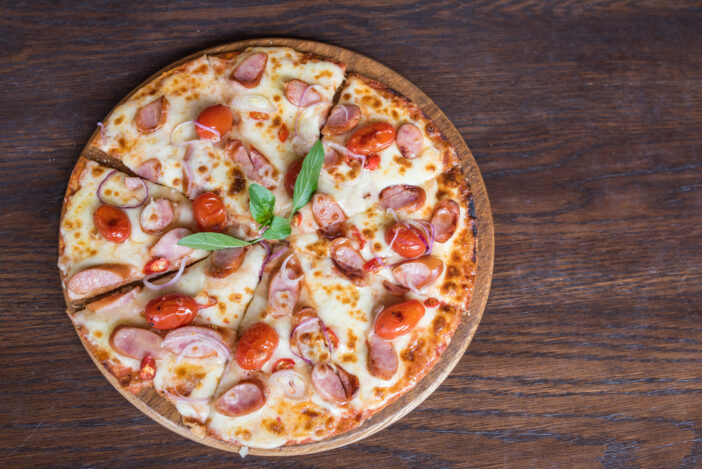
[1,1,701,467]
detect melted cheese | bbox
[58,159,207,298]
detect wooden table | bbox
[1,1,700,467]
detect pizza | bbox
[59,46,476,449]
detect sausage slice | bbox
[135,96,168,134]
[367,334,398,380]
[139,198,174,234]
[214,380,266,416]
[109,326,163,360]
[396,123,423,159]
[231,52,268,88]
[431,199,460,243]
[379,185,426,212]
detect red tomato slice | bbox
[94,204,131,243]
[346,122,396,156]
[284,159,304,197]
[196,104,233,140]
[364,153,381,170]
[145,294,199,330]
[144,257,169,275]
[193,192,227,232]
[139,353,156,380]
[236,322,279,370]
[385,223,426,258]
[272,358,296,372]
[374,300,425,340]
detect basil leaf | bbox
[291,139,325,214]
[249,183,275,226]
[262,216,292,240]
[178,232,256,250]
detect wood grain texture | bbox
[1,0,701,467]
[71,38,493,456]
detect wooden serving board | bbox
[71,38,495,456]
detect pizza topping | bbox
[364,153,381,170]
[363,257,385,273]
[231,52,268,88]
[143,257,169,275]
[269,370,308,400]
[379,185,426,212]
[225,140,277,189]
[215,380,267,417]
[139,198,174,234]
[109,326,163,360]
[323,104,361,135]
[278,124,289,142]
[195,105,233,140]
[94,204,132,243]
[267,255,303,318]
[66,264,135,298]
[396,123,423,159]
[346,122,396,156]
[209,246,247,278]
[367,334,398,380]
[272,358,296,372]
[236,322,279,370]
[86,287,141,312]
[135,96,168,133]
[284,80,324,107]
[290,313,332,364]
[284,159,304,198]
[133,158,162,182]
[150,228,194,261]
[329,237,368,287]
[139,354,157,381]
[145,293,201,330]
[383,280,410,297]
[374,300,426,340]
[162,326,232,361]
[431,199,460,243]
[311,362,359,404]
[385,223,426,258]
[311,193,347,237]
[231,94,276,114]
[323,145,344,170]
[143,257,186,290]
[193,192,227,232]
[97,170,148,209]
[391,255,444,293]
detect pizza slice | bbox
[69,244,266,424]
[208,47,345,213]
[91,55,251,220]
[206,243,362,447]
[315,73,459,219]
[59,158,208,309]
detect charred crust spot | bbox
[433,315,447,335]
[343,93,351,100]
[468,198,476,219]
[273,95,281,102]
[228,168,246,195]
[272,115,281,126]
[114,116,124,125]
[265,419,285,435]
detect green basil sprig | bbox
[178,140,324,250]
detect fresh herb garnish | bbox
[178,139,325,250]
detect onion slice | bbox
[96,121,105,140]
[268,369,307,400]
[143,257,187,290]
[170,120,220,145]
[97,169,149,208]
[232,93,276,114]
[162,389,211,406]
[258,241,272,279]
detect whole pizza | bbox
[58,46,477,449]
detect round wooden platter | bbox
[71,38,495,456]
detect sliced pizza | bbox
[313,73,459,219]
[59,158,208,308]
[70,244,265,405]
[208,46,345,212]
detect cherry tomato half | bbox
[272,358,296,372]
[94,204,131,243]
[385,223,427,258]
[196,104,233,140]
[374,300,425,340]
[284,159,304,198]
[236,322,279,370]
[145,294,199,330]
[193,192,227,232]
[346,122,396,156]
